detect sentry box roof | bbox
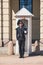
[15,7,34,17]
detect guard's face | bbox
[19,22,23,27]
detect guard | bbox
[16,19,27,58]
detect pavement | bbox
[0,55,43,65]
[0,43,43,65]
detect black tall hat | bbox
[17,19,24,25]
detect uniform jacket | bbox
[16,26,27,41]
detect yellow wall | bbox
[0,0,42,45]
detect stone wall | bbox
[0,0,10,44]
[40,0,43,42]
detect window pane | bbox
[20,0,32,12]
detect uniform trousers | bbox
[18,40,25,57]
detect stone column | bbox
[40,0,43,42]
[1,0,10,43]
[15,18,19,55]
[27,17,32,55]
[34,40,40,54]
[8,41,14,55]
[0,0,2,46]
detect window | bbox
[19,0,32,12]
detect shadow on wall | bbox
[32,0,40,43]
[11,0,19,13]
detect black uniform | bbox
[16,26,27,57]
